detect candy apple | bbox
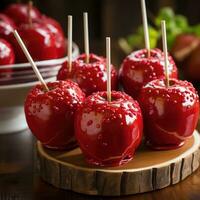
[119,48,178,99]
[75,91,143,166]
[4,3,41,25]
[57,53,118,96]
[0,39,15,65]
[138,78,199,150]
[35,15,66,58]
[171,34,200,63]
[0,13,16,41]
[24,80,85,149]
[11,23,59,63]
[185,45,200,82]
[0,39,15,78]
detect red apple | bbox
[0,13,16,41]
[0,39,15,65]
[75,91,143,166]
[57,53,118,96]
[171,34,200,63]
[35,15,66,58]
[4,3,41,25]
[37,15,64,35]
[119,48,178,99]
[0,39,15,78]
[185,45,200,82]
[24,80,85,150]
[138,78,199,150]
[11,23,59,63]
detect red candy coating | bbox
[138,78,199,150]
[4,3,41,25]
[75,91,143,166]
[11,23,59,63]
[34,15,66,58]
[119,48,178,99]
[57,53,118,96]
[0,39,15,65]
[0,13,16,41]
[0,39,15,78]
[24,80,85,150]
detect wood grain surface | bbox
[37,130,200,196]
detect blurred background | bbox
[2,0,200,88]
[1,0,200,55]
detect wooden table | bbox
[0,125,199,200]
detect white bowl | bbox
[0,77,56,134]
[0,42,79,85]
[0,42,79,134]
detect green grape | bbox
[149,26,160,48]
[174,15,188,30]
[118,6,200,54]
[127,34,143,48]
[155,7,175,27]
[189,25,200,36]
[126,26,159,49]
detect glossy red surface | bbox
[75,91,143,166]
[11,23,59,63]
[0,39,15,76]
[57,53,118,96]
[35,15,66,58]
[4,3,41,25]
[24,80,85,150]
[0,13,16,41]
[119,48,178,99]
[138,78,199,150]
[0,39,15,65]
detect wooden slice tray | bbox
[37,130,200,196]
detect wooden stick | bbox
[28,1,33,27]
[68,15,72,72]
[161,20,169,87]
[83,12,89,63]
[13,30,49,91]
[141,0,150,57]
[106,37,111,102]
